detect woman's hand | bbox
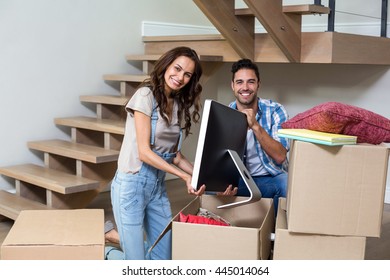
[184,175,205,196]
[217,185,238,196]
[190,184,206,196]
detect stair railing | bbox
[322,0,388,37]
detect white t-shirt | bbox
[117,87,180,173]
[245,129,267,176]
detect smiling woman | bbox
[106,46,209,261]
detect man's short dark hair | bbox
[231,59,260,82]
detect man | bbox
[229,59,290,213]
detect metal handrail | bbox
[314,0,388,37]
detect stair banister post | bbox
[327,0,335,32]
[381,0,388,37]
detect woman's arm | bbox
[134,111,204,195]
[172,151,193,174]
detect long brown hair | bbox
[140,46,203,137]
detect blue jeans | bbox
[110,166,172,260]
[237,172,288,214]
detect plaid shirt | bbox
[229,98,290,176]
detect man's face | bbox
[231,68,260,107]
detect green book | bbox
[277,129,357,146]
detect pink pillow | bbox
[282,102,390,144]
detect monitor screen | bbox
[191,99,261,208]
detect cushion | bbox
[281,102,390,144]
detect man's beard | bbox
[237,92,256,106]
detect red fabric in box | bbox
[179,212,229,226]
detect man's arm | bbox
[242,108,287,164]
[251,122,287,164]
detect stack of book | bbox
[277,128,357,146]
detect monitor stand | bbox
[217,149,262,209]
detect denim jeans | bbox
[237,172,288,214]
[110,160,173,260]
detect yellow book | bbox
[277,129,357,146]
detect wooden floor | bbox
[0,179,389,260]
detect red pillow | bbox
[282,102,390,144]
[179,212,229,226]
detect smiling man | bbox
[228,59,290,214]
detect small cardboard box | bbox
[1,209,104,260]
[168,195,274,260]
[273,198,366,260]
[287,140,389,237]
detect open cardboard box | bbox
[152,195,274,260]
[273,198,366,260]
[287,140,389,237]
[1,209,104,260]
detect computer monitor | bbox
[191,99,262,209]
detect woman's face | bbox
[164,56,195,94]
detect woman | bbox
[108,46,236,260]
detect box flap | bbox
[276,198,287,230]
[258,198,274,260]
[149,196,200,253]
[3,209,104,246]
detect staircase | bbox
[1,1,390,220]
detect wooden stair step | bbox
[79,95,128,106]
[0,164,100,194]
[27,139,120,164]
[283,4,330,15]
[0,190,53,220]
[103,74,149,83]
[54,116,125,135]
[126,54,223,62]
[235,4,330,16]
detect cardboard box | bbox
[273,198,366,260]
[167,195,274,260]
[287,140,389,237]
[1,209,104,260]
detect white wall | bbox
[1,0,389,202]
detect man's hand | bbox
[217,185,238,196]
[241,108,257,129]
